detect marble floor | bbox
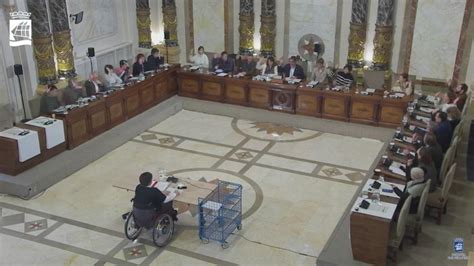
[0,110,385,265]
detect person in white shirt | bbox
[388,73,413,96]
[104,64,123,87]
[189,46,209,68]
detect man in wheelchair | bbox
[132,172,178,228]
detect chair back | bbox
[441,163,457,200]
[438,146,453,183]
[397,195,413,239]
[364,70,386,89]
[416,179,431,221]
[451,136,461,161]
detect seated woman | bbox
[40,85,61,115]
[446,106,461,130]
[405,147,438,191]
[389,73,413,95]
[260,56,279,75]
[310,58,328,84]
[391,167,428,214]
[132,53,146,77]
[189,46,209,68]
[104,64,123,87]
[133,172,178,226]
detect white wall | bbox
[409,0,466,80]
[288,0,338,63]
[193,0,225,53]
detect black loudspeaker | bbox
[164,31,170,40]
[87,47,95,57]
[14,64,23,76]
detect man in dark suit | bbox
[85,72,106,97]
[432,111,453,153]
[281,56,305,80]
[215,51,235,73]
[145,48,165,71]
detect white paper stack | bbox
[362,179,406,198]
[0,127,41,162]
[26,117,65,149]
[389,161,406,177]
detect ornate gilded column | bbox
[260,0,276,57]
[136,0,152,48]
[347,0,368,68]
[372,0,394,71]
[239,0,254,55]
[162,0,178,46]
[27,0,56,84]
[49,0,76,78]
[158,0,180,63]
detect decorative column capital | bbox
[347,0,369,68]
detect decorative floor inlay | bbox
[250,121,303,136]
[0,110,385,265]
[158,137,175,145]
[123,244,148,261]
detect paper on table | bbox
[363,179,405,198]
[389,162,406,177]
[394,93,405,98]
[351,197,397,219]
[366,88,376,93]
[285,77,301,83]
[217,73,228,77]
[164,192,176,203]
[156,181,170,191]
[415,115,430,123]
[26,117,65,149]
[420,107,436,113]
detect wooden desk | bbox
[350,93,381,126]
[56,107,89,149]
[322,90,351,122]
[87,99,108,137]
[17,122,67,162]
[0,127,45,176]
[105,90,126,128]
[177,70,410,128]
[379,97,411,128]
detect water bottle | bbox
[371,189,381,205]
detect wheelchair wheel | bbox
[124,213,142,240]
[152,213,174,247]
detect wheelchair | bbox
[124,200,175,247]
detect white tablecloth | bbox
[0,127,41,162]
[26,117,65,149]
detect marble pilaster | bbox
[260,0,276,57]
[372,0,394,71]
[452,0,473,84]
[49,0,76,78]
[239,0,254,55]
[347,0,368,68]
[27,0,57,85]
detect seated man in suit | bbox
[237,54,257,76]
[145,48,165,71]
[40,85,61,115]
[431,111,453,153]
[281,56,305,80]
[133,172,178,225]
[85,72,106,97]
[62,78,84,105]
[333,64,354,88]
[215,51,235,73]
